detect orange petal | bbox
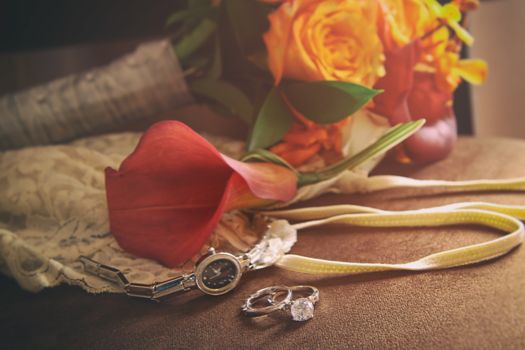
[448,20,474,46]
[279,143,321,166]
[283,127,328,146]
[453,59,488,85]
[263,2,295,85]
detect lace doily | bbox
[0,111,390,294]
[0,131,262,293]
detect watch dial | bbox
[201,259,238,290]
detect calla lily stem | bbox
[298,119,426,186]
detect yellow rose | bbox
[263,0,385,87]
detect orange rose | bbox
[264,0,385,87]
[379,0,433,47]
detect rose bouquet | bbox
[167,0,486,164]
[106,0,489,267]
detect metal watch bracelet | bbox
[80,248,253,301]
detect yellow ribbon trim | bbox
[339,175,525,193]
[264,176,525,275]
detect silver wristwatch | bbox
[80,248,256,301]
[80,220,296,301]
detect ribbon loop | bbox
[261,206,524,275]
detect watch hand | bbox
[209,271,223,280]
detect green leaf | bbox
[246,51,269,72]
[190,78,253,125]
[284,81,382,125]
[187,57,210,70]
[224,0,268,55]
[241,149,298,174]
[298,119,426,186]
[206,35,222,79]
[165,7,213,28]
[173,18,217,62]
[166,10,191,28]
[248,88,294,151]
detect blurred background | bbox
[469,0,525,139]
[0,0,175,94]
[0,0,522,139]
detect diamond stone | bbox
[290,298,314,321]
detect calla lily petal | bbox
[222,156,297,203]
[106,121,297,267]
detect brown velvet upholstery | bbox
[1,137,524,349]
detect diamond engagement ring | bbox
[285,285,319,321]
[242,285,319,322]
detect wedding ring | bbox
[241,285,292,317]
[281,285,319,322]
[242,285,319,321]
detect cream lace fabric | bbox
[0,111,390,294]
[0,132,261,294]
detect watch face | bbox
[195,253,242,295]
[201,259,238,289]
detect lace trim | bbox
[0,132,260,293]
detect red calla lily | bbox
[105,121,297,267]
[372,40,458,163]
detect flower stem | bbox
[174,18,217,62]
[297,119,426,186]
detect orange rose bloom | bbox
[379,0,433,47]
[264,0,386,87]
